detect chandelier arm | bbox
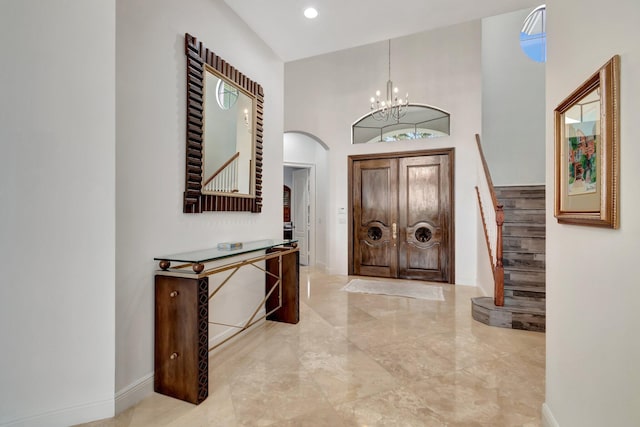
[388,40,391,85]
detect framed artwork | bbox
[554,55,620,228]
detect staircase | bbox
[472,185,546,332]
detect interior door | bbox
[352,158,398,278]
[292,168,310,265]
[351,151,453,283]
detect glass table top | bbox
[154,239,297,264]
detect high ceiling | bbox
[223,0,542,62]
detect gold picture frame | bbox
[554,55,620,228]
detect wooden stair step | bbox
[504,298,546,311]
[504,283,546,293]
[505,286,546,295]
[471,296,545,332]
[504,268,545,287]
[494,185,546,199]
[503,250,546,260]
[504,289,546,309]
[504,236,545,253]
[499,197,545,210]
[504,280,546,289]
[505,291,546,301]
[503,252,545,269]
[473,296,546,315]
[503,223,546,238]
[503,209,545,223]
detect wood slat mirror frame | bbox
[183,33,263,213]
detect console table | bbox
[153,239,299,404]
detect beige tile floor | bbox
[81,267,545,427]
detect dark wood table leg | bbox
[265,247,299,324]
[154,276,209,404]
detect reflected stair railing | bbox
[203,152,240,193]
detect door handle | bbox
[392,223,397,239]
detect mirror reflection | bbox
[202,64,255,196]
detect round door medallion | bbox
[415,227,432,243]
[367,226,383,241]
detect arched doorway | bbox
[283,132,329,269]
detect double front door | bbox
[349,150,454,283]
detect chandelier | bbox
[369,40,409,121]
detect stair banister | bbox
[475,134,504,306]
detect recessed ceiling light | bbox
[304,7,318,19]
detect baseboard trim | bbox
[115,372,154,415]
[313,261,328,272]
[542,403,560,427]
[454,275,477,287]
[1,397,113,427]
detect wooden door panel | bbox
[361,168,391,224]
[407,243,440,271]
[406,163,440,222]
[398,156,450,281]
[404,221,442,272]
[353,159,398,277]
[358,245,394,276]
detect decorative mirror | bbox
[184,33,263,213]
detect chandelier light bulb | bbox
[394,87,399,94]
[376,90,381,97]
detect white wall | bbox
[482,8,546,186]
[285,21,482,285]
[284,167,294,188]
[284,133,329,269]
[116,0,283,412]
[544,1,640,426]
[475,211,496,298]
[0,1,116,426]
